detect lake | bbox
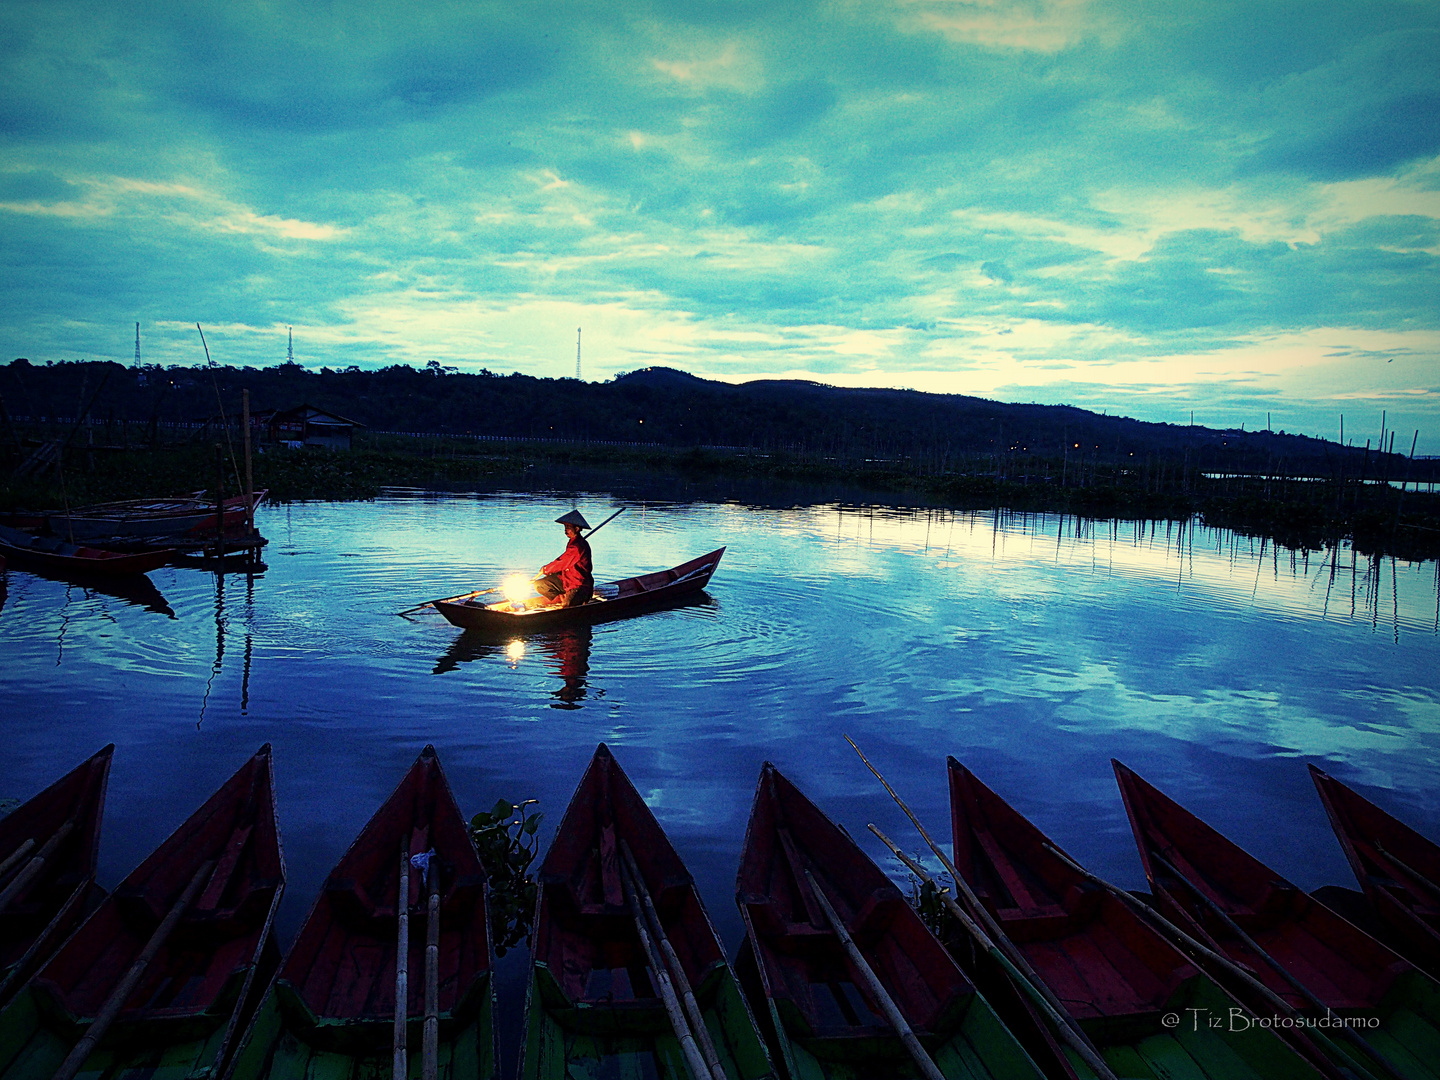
[2,487,1437,1063]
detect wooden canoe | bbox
[434,548,725,631]
[947,757,1325,1080]
[1114,759,1440,1080]
[521,743,775,1080]
[47,490,266,542]
[1311,765,1440,979]
[0,746,113,1009]
[0,524,173,576]
[0,744,284,1080]
[227,744,497,1079]
[735,762,1044,1080]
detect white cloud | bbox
[895,0,1107,53]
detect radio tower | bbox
[575,327,582,380]
[134,323,141,365]
[287,326,294,364]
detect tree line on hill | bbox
[1,357,1429,484]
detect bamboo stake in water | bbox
[802,870,946,1080]
[51,860,215,1080]
[0,821,74,916]
[869,824,1121,1080]
[241,389,254,540]
[619,840,727,1080]
[423,857,440,1080]
[617,853,708,1080]
[394,847,411,1080]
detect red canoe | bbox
[1114,760,1440,1080]
[1310,765,1440,978]
[47,489,266,542]
[434,548,725,632]
[0,745,284,1078]
[0,524,172,576]
[520,743,774,1079]
[949,757,1328,1080]
[227,744,496,1076]
[736,762,1042,1080]
[0,746,113,1008]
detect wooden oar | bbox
[51,859,216,1080]
[583,507,625,537]
[423,854,440,1080]
[1149,850,1410,1080]
[1374,841,1440,905]
[617,852,709,1080]
[803,870,946,1080]
[869,824,1121,1080]
[619,840,727,1080]
[0,838,36,882]
[396,588,496,618]
[0,875,90,1006]
[1042,843,1366,1080]
[0,820,74,916]
[394,846,411,1080]
[845,737,1109,1063]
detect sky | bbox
[1,0,1437,450]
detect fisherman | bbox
[533,510,594,608]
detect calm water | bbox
[2,488,1438,1054]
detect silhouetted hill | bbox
[1,358,1425,480]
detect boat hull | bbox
[0,525,172,576]
[435,548,725,631]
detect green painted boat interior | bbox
[520,961,774,1080]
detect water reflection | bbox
[37,570,175,618]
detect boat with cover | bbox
[947,757,1326,1080]
[735,762,1044,1080]
[434,548,725,631]
[0,744,284,1080]
[520,743,775,1080]
[0,524,172,576]
[227,745,497,1080]
[0,746,113,1009]
[47,490,265,542]
[1114,760,1440,1080]
[1310,765,1440,979]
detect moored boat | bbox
[736,762,1044,1080]
[434,548,725,631]
[0,744,284,1080]
[227,744,497,1080]
[947,757,1327,1080]
[47,489,265,542]
[1114,759,1440,1080]
[1310,765,1440,978]
[0,523,173,576]
[0,746,113,1009]
[521,743,775,1080]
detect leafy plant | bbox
[470,798,543,957]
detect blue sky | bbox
[2,0,1437,449]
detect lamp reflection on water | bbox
[506,638,524,667]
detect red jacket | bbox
[543,535,593,592]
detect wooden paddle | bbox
[0,820,74,916]
[396,588,497,618]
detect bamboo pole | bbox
[0,875,89,1006]
[869,824,1121,1080]
[51,859,215,1080]
[0,838,36,882]
[845,737,1106,1059]
[396,588,495,618]
[241,390,255,540]
[0,821,74,916]
[1041,844,1364,1080]
[394,847,411,1080]
[1374,842,1440,905]
[802,870,946,1080]
[619,840,728,1080]
[423,857,440,1080]
[1149,851,1409,1080]
[617,852,708,1080]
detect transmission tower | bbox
[134,323,140,365]
[575,327,582,380]
[287,326,294,364]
